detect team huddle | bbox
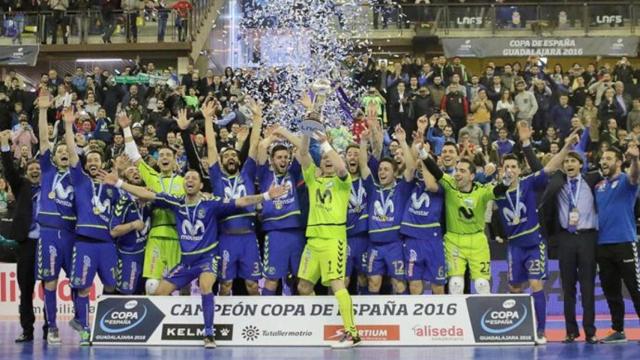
[21,89,640,349]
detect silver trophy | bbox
[311,78,332,113]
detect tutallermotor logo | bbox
[242,325,260,341]
[480,298,528,334]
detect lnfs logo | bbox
[480,299,528,334]
[242,325,260,341]
[99,299,148,334]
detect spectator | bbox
[470,88,492,135]
[614,81,632,121]
[588,72,613,106]
[496,89,516,130]
[172,0,193,42]
[72,0,90,44]
[440,85,468,135]
[550,94,575,139]
[514,80,538,126]
[458,115,483,146]
[49,0,70,45]
[11,120,37,159]
[577,96,599,144]
[598,87,623,129]
[444,57,468,84]
[627,98,640,132]
[100,0,118,43]
[409,86,434,124]
[600,118,620,148]
[427,76,446,108]
[157,0,170,41]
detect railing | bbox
[0,0,215,46]
[238,1,640,36]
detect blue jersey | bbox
[209,158,257,233]
[364,175,413,244]
[347,177,368,237]
[595,172,639,244]
[400,180,444,240]
[495,171,547,247]
[257,161,303,231]
[38,150,76,231]
[154,192,235,261]
[70,164,116,242]
[109,192,152,253]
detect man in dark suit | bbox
[0,130,45,343]
[521,125,600,344]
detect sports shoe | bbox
[600,330,627,344]
[204,335,216,349]
[535,331,547,345]
[47,328,62,345]
[69,318,83,333]
[14,333,33,343]
[79,330,91,346]
[586,336,598,344]
[331,332,361,349]
[562,333,579,344]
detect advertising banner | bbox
[0,45,39,66]
[442,37,639,58]
[0,263,103,321]
[91,294,536,346]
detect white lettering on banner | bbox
[596,15,623,24]
[456,17,482,25]
[91,295,536,346]
[0,263,103,320]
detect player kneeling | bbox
[100,169,285,348]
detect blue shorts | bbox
[404,236,446,285]
[36,226,75,281]
[367,241,405,279]
[508,240,548,285]
[219,233,261,281]
[346,235,368,277]
[70,239,117,289]
[165,252,218,290]
[263,229,305,280]
[116,249,145,295]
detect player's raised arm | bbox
[257,133,276,166]
[417,143,439,192]
[246,97,263,161]
[119,112,142,166]
[201,101,219,166]
[359,127,372,179]
[37,88,52,154]
[62,107,80,167]
[234,184,288,208]
[544,131,579,174]
[316,131,347,178]
[395,126,415,182]
[97,170,157,201]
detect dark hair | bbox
[442,141,459,154]
[270,144,289,157]
[458,158,476,174]
[157,146,177,156]
[379,157,398,172]
[566,151,584,164]
[26,159,39,168]
[501,153,520,166]
[345,144,359,153]
[605,148,623,161]
[85,149,104,161]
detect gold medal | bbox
[275,200,283,210]
[380,215,387,222]
[48,191,56,200]
[513,216,520,225]
[93,207,102,215]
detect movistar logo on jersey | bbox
[502,202,527,226]
[316,189,333,205]
[54,183,74,200]
[137,217,151,239]
[181,219,205,240]
[224,183,247,200]
[374,198,394,221]
[349,185,366,211]
[409,192,431,217]
[92,197,111,215]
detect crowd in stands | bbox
[0,53,638,221]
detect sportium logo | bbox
[323,325,399,341]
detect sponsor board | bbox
[91,295,535,346]
[0,263,103,321]
[443,37,639,57]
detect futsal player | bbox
[99,169,286,348]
